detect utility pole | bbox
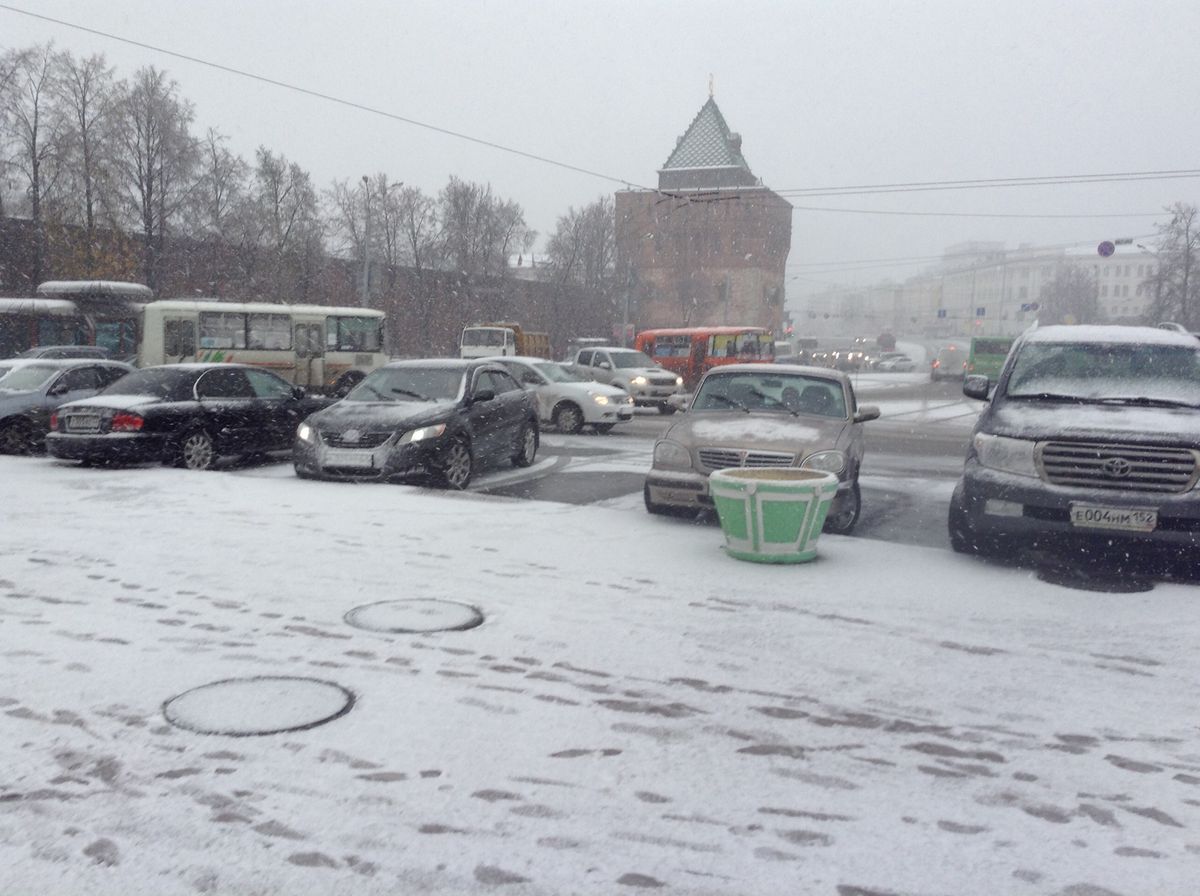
[359,175,370,308]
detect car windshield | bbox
[0,363,57,392]
[693,372,847,417]
[1005,341,1200,403]
[534,361,584,383]
[101,367,193,400]
[608,350,655,369]
[347,366,465,402]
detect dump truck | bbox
[459,323,551,359]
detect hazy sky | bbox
[4,0,1199,313]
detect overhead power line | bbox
[790,204,1162,220]
[776,169,1200,198]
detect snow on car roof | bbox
[1024,325,1200,347]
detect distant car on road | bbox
[0,359,132,454]
[293,359,540,489]
[949,325,1200,560]
[644,363,880,533]
[873,352,916,372]
[485,356,634,433]
[47,363,330,470]
[930,344,966,381]
[14,344,113,360]
[566,346,684,414]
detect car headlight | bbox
[296,422,314,442]
[653,439,691,469]
[630,375,648,386]
[591,392,610,405]
[399,423,447,444]
[974,433,1038,477]
[802,450,845,475]
[675,376,684,388]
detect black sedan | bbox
[293,359,539,488]
[46,363,332,470]
[0,359,132,454]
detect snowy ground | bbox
[3,455,1199,896]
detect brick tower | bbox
[614,95,792,336]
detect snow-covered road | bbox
[2,456,1197,895]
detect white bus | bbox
[0,281,151,359]
[139,300,387,394]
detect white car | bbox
[487,356,635,433]
[874,352,916,372]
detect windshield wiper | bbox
[1007,392,1091,402]
[1095,396,1200,409]
[391,388,429,400]
[706,394,750,413]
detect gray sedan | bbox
[643,364,880,533]
[0,359,133,453]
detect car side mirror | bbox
[471,388,496,404]
[47,382,69,397]
[963,375,991,401]
[291,386,306,399]
[854,405,880,423]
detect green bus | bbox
[966,337,1014,380]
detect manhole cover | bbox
[163,676,355,736]
[344,599,484,633]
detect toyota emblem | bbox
[1102,456,1132,478]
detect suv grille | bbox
[1039,441,1199,493]
[698,447,795,471]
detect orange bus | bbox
[634,326,775,390]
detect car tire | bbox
[593,423,615,434]
[0,418,37,455]
[512,420,538,467]
[439,438,473,490]
[178,430,217,471]
[553,402,584,434]
[823,479,861,535]
[658,404,677,415]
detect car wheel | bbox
[178,430,217,471]
[0,418,36,455]
[658,404,677,415]
[823,479,861,535]
[512,421,538,467]
[554,402,584,434]
[439,438,473,490]
[593,423,615,434]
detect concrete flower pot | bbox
[709,467,839,563]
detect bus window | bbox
[199,311,247,349]
[164,319,196,358]
[330,316,384,352]
[248,313,292,350]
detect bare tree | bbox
[252,147,322,300]
[545,195,617,336]
[1,43,68,283]
[1038,263,1101,325]
[1146,202,1200,330]
[438,176,529,277]
[54,49,121,249]
[114,66,198,289]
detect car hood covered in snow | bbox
[984,400,1200,445]
[306,398,459,432]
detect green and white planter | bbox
[709,467,839,564]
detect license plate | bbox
[323,448,376,469]
[1070,503,1157,532]
[65,414,101,434]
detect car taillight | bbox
[50,411,59,431]
[110,412,144,432]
